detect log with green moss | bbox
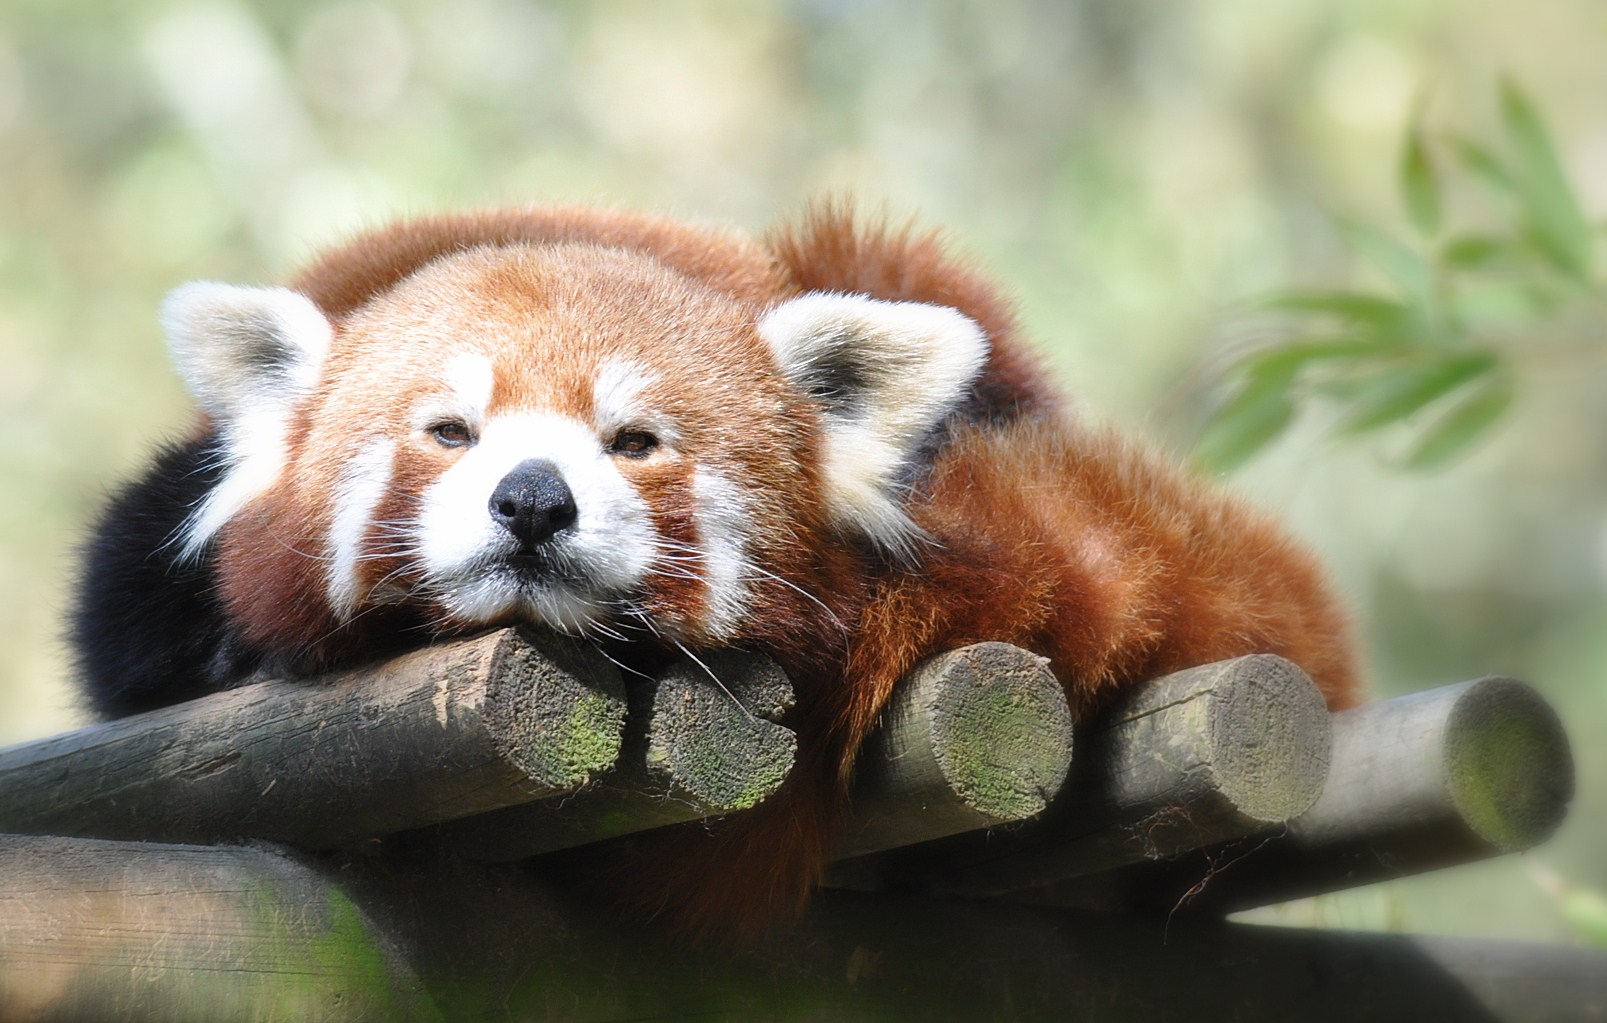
[1067,674,1576,915]
[8,832,1603,1023]
[0,627,627,849]
[0,833,439,1023]
[835,654,1333,894]
[425,649,798,859]
[837,641,1075,858]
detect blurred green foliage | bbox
[1198,80,1604,473]
[1,0,1605,948]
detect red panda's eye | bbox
[611,430,658,457]
[430,421,475,448]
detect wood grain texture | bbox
[834,654,1332,894]
[419,650,798,860]
[838,642,1073,858]
[0,834,437,1023]
[1062,674,1577,915]
[9,834,1603,1023]
[0,628,626,849]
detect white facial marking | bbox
[444,353,494,423]
[325,437,396,616]
[414,412,656,631]
[178,410,291,559]
[413,352,496,436]
[592,358,680,446]
[592,359,652,430]
[689,468,755,640]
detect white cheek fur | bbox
[689,468,756,641]
[325,437,396,616]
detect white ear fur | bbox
[162,282,332,424]
[758,292,988,556]
[161,282,332,559]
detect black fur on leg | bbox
[70,434,262,719]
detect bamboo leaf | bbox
[1238,338,1382,379]
[1401,120,1441,237]
[1403,373,1513,469]
[1447,284,1555,330]
[1342,222,1434,309]
[1336,353,1497,436]
[1451,136,1519,198]
[1261,291,1411,335]
[1439,234,1530,271]
[1194,368,1297,472]
[1499,78,1593,278]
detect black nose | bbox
[489,459,578,546]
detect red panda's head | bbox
[162,242,986,659]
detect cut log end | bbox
[1443,676,1573,852]
[1093,654,1333,832]
[647,650,799,812]
[922,642,1074,822]
[839,643,1074,858]
[1204,654,1335,825]
[484,628,629,790]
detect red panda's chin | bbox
[417,555,623,636]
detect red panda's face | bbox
[161,242,988,652]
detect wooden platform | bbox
[0,628,1596,1021]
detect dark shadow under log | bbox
[5,833,1603,1023]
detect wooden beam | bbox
[833,654,1332,895]
[9,833,1603,1022]
[0,628,626,849]
[1050,675,1577,915]
[417,650,798,859]
[838,642,1074,857]
[0,833,438,1023]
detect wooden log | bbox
[0,628,626,849]
[1057,675,1576,915]
[417,649,797,859]
[837,642,1074,858]
[11,833,1603,1022]
[0,833,438,1023]
[833,654,1331,895]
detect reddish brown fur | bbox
[211,204,1357,940]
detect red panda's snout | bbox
[404,402,733,643]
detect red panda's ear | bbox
[161,283,334,559]
[162,282,331,424]
[758,293,988,557]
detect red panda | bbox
[72,204,1357,938]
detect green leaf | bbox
[1401,119,1441,237]
[1447,283,1556,330]
[1403,373,1513,469]
[1342,221,1435,309]
[1336,352,1498,436]
[1237,338,1383,379]
[1194,368,1297,473]
[1261,291,1411,336]
[1439,234,1531,271]
[1499,78,1593,278]
[1452,137,1519,198]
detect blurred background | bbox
[1,0,1603,945]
